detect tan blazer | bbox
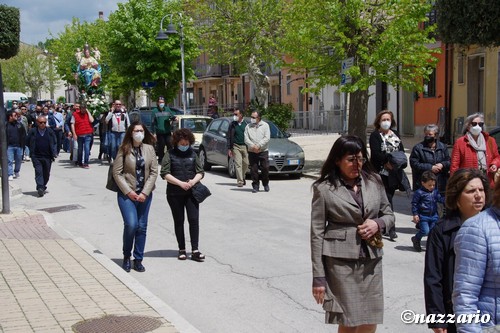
[311,174,395,278]
[113,143,158,196]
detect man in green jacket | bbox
[151,96,176,163]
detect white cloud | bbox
[2,0,122,45]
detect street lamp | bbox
[156,13,187,114]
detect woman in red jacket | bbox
[450,113,500,187]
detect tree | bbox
[436,0,500,47]
[1,45,46,101]
[280,0,438,140]
[105,0,200,103]
[185,0,285,108]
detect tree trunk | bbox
[348,88,369,144]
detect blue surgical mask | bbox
[159,103,165,108]
[178,144,189,152]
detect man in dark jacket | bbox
[227,108,248,187]
[27,115,58,197]
[6,110,26,180]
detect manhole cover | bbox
[39,204,84,213]
[72,315,163,333]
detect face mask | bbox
[132,132,144,143]
[380,120,391,130]
[250,118,257,124]
[49,110,54,114]
[159,103,165,108]
[233,115,238,122]
[424,136,435,144]
[470,125,482,136]
[178,144,189,152]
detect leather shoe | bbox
[133,259,145,272]
[122,257,131,272]
[264,185,270,192]
[252,188,258,193]
[388,228,398,241]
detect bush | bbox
[0,5,20,60]
[261,103,294,132]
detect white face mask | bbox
[133,132,144,143]
[233,115,238,122]
[159,103,165,108]
[250,118,257,124]
[380,120,391,130]
[470,125,482,136]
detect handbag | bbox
[105,164,119,192]
[105,154,125,192]
[191,182,211,203]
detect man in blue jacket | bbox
[6,110,26,180]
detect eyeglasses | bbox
[38,122,47,124]
[115,103,122,105]
[251,116,257,119]
[471,121,484,127]
[345,156,367,164]
[133,130,144,133]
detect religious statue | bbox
[75,48,82,62]
[92,47,101,61]
[247,55,270,108]
[78,44,101,88]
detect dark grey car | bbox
[199,117,305,178]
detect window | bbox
[457,54,464,84]
[286,74,291,95]
[423,68,436,98]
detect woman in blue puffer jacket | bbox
[453,180,500,332]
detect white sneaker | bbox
[8,176,13,181]
[24,157,30,161]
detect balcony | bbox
[194,64,222,78]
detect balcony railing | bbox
[194,64,222,78]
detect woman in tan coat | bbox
[311,136,394,333]
[113,121,158,273]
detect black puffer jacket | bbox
[424,215,461,333]
[410,140,450,194]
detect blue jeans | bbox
[415,214,438,241]
[117,191,153,260]
[110,131,125,160]
[7,146,23,176]
[77,134,92,165]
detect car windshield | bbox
[267,121,285,139]
[182,118,212,133]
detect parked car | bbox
[199,117,305,178]
[128,106,183,133]
[171,115,212,152]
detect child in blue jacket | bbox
[411,170,445,252]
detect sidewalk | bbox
[0,182,198,333]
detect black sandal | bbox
[191,251,205,262]
[178,250,187,260]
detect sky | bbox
[3,0,123,45]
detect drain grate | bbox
[72,315,163,333]
[39,204,85,213]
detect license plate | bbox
[288,159,299,165]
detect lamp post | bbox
[156,13,187,114]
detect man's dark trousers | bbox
[32,156,52,192]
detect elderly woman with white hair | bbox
[450,113,500,187]
[410,124,451,195]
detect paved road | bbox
[8,135,431,333]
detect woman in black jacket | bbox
[410,124,450,195]
[424,168,489,333]
[369,110,405,240]
[160,128,206,262]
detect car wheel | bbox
[199,148,212,171]
[228,156,236,178]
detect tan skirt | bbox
[323,256,384,326]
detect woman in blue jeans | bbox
[113,121,158,272]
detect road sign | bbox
[341,57,354,85]
[141,81,157,88]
